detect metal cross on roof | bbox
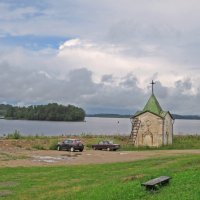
[150,80,156,94]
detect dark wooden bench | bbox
[141,176,171,190]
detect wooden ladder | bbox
[127,118,141,145]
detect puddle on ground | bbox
[32,153,82,163]
[61,153,82,157]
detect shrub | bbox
[49,140,58,150]
[7,130,22,139]
[32,144,46,150]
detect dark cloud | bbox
[153,81,169,99]
[175,78,192,91]
[119,73,138,88]
[0,1,200,115]
[0,61,200,114]
[101,74,113,82]
[0,62,141,113]
[155,80,200,115]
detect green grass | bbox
[173,135,200,149]
[1,154,200,199]
[82,135,200,151]
[32,144,46,150]
[6,130,22,139]
[2,134,200,151]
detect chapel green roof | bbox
[132,94,165,118]
[143,94,163,115]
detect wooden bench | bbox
[141,176,171,190]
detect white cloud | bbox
[57,38,200,92]
[0,39,200,114]
[0,1,200,114]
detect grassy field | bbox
[3,133,200,151]
[1,154,200,200]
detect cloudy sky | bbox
[0,0,200,114]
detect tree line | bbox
[2,103,85,121]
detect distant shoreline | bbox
[86,114,200,120]
[1,114,200,121]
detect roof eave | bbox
[165,111,174,119]
[132,110,164,119]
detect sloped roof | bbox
[133,94,173,119]
[143,94,162,115]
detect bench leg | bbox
[145,185,157,191]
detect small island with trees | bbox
[0,103,85,121]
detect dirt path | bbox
[1,148,200,167]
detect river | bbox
[0,117,199,136]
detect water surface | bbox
[0,117,199,136]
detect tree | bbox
[4,103,85,121]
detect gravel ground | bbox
[1,147,200,167]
